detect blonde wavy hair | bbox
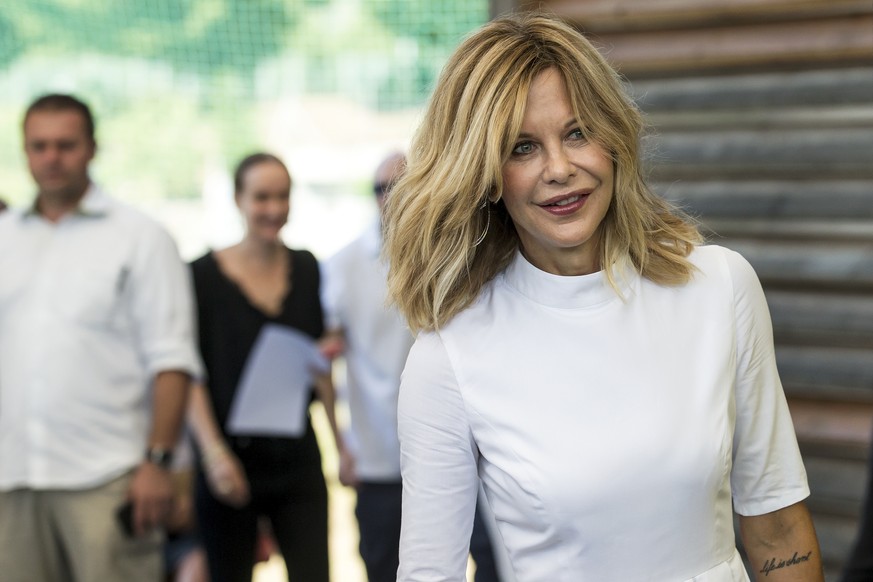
[384,12,701,332]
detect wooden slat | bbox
[779,347,873,398]
[589,16,873,75]
[806,495,864,520]
[804,456,869,507]
[491,0,516,19]
[630,68,873,111]
[789,399,873,450]
[704,219,873,242]
[766,291,873,348]
[724,241,873,288]
[528,0,873,32]
[801,439,870,462]
[656,181,873,220]
[643,128,873,180]
[646,105,873,131]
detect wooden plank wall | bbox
[509,0,873,576]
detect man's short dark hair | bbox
[23,94,95,142]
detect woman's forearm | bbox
[187,381,230,457]
[739,501,824,582]
[313,372,345,453]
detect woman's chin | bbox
[249,230,283,244]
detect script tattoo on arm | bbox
[759,551,814,577]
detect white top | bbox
[0,185,201,490]
[322,221,414,480]
[397,245,809,581]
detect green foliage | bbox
[0,11,22,68]
[371,0,488,108]
[0,0,487,202]
[0,103,29,207]
[0,1,300,77]
[373,0,486,46]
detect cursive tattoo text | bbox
[760,551,813,576]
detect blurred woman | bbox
[385,13,823,582]
[188,153,345,582]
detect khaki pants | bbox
[0,473,163,582]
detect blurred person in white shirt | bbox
[0,93,200,582]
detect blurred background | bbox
[0,0,488,259]
[2,0,872,580]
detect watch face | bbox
[146,447,172,467]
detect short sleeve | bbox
[726,248,810,515]
[128,223,202,380]
[398,332,479,581]
[189,257,212,384]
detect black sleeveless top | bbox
[190,248,325,478]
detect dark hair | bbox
[233,152,292,195]
[24,94,95,142]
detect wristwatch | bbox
[145,446,173,469]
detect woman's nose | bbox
[543,147,575,184]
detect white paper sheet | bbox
[226,323,329,437]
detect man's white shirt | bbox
[322,221,414,481]
[0,185,200,489]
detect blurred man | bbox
[0,94,200,581]
[322,152,502,582]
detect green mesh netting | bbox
[0,1,488,206]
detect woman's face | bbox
[236,161,291,243]
[500,68,614,276]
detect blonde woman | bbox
[385,13,823,582]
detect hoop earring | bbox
[473,199,490,247]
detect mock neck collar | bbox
[501,250,635,309]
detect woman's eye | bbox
[568,128,585,140]
[512,142,534,155]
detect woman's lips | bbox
[538,192,589,216]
